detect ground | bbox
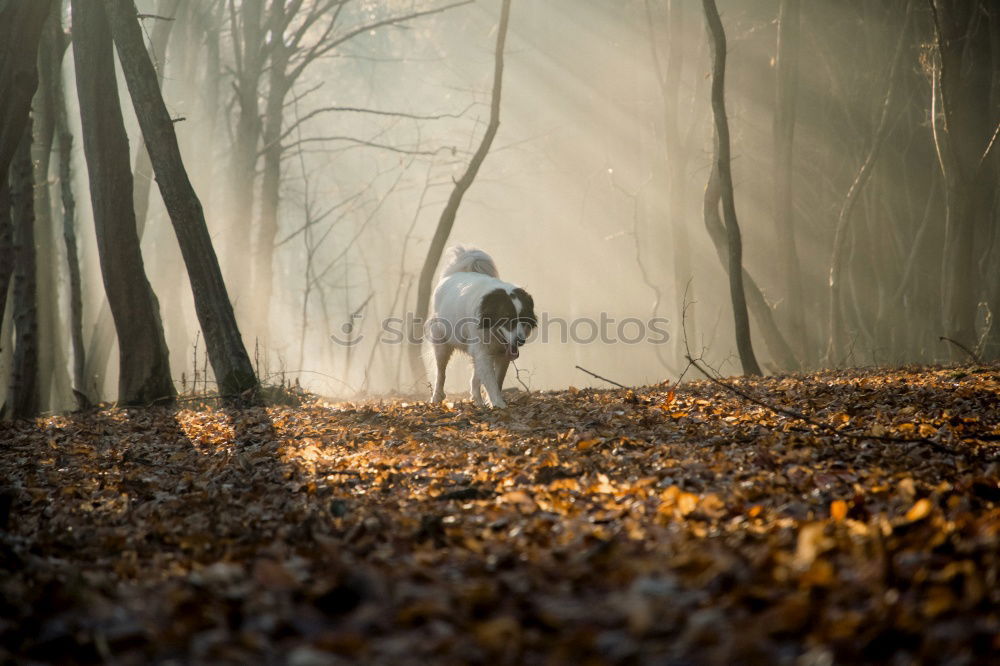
[1,364,998,664]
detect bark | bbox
[772,0,806,364]
[701,0,762,376]
[84,1,180,397]
[48,18,87,404]
[410,0,512,383]
[5,125,40,419]
[33,4,73,410]
[102,0,258,399]
[0,1,52,179]
[72,0,175,406]
[0,181,12,334]
[929,0,997,357]
[704,167,799,372]
[133,0,180,235]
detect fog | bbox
[16,0,999,408]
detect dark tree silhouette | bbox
[0,1,52,179]
[4,126,40,419]
[102,0,259,399]
[72,0,175,406]
[701,0,762,376]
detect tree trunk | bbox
[929,0,997,358]
[0,181,12,334]
[54,69,87,405]
[33,4,73,411]
[252,2,291,344]
[5,125,40,419]
[102,0,258,399]
[0,1,52,180]
[701,0,762,376]
[50,10,87,404]
[772,0,806,364]
[132,0,180,235]
[71,0,175,406]
[704,166,799,372]
[85,1,180,399]
[827,1,911,364]
[410,0,512,384]
[226,0,266,320]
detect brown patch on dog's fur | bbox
[479,289,516,330]
[511,288,537,329]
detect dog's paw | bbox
[471,395,486,407]
[490,398,508,409]
[430,391,445,403]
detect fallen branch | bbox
[938,336,979,363]
[575,365,629,390]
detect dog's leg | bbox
[493,357,510,393]
[474,351,506,408]
[430,344,452,402]
[469,371,485,407]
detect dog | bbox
[428,246,536,408]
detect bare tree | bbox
[72,0,176,405]
[827,1,912,364]
[410,0,513,383]
[4,126,40,419]
[102,0,259,399]
[701,0,762,377]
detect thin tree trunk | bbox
[102,0,258,399]
[5,125,40,419]
[701,0,762,377]
[133,0,180,235]
[773,0,806,364]
[84,1,180,399]
[410,0,512,384]
[72,0,175,406]
[827,1,911,364]
[226,0,266,319]
[55,77,87,405]
[0,2,52,179]
[252,8,290,343]
[704,167,799,372]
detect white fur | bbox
[429,247,533,408]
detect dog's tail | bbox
[440,245,499,279]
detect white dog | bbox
[428,246,536,408]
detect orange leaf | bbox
[830,499,848,522]
[905,498,932,522]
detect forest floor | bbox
[1,364,999,664]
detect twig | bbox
[575,365,629,390]
[938,336,980,363]
[512,361,531,393]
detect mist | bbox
[5,0,999,410]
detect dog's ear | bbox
[479,289,516,329]
[511,288,537,328]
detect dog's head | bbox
[479,287,536,359]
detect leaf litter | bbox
[1,364,998,663]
